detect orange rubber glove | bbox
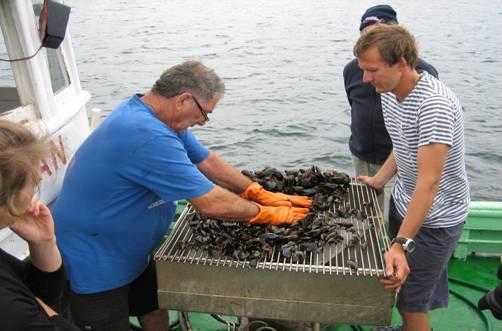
[247,204,309,225]
[241,182,313,208]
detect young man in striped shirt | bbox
[343,5,438,228]
[354,25,470,331]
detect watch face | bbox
[405,239,416,253]
[393,237,416,253]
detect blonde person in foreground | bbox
[0,119,79,330]
[354,25,469,331]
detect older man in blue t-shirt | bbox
[53,61,312,331]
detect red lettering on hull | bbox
[40,135,67,176]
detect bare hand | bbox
[357,175,384,192]
[35,297,58,317]
[9,197,56,244]
[379,244,410,292]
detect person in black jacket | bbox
[0,119,78,330]
[343,4,438,225]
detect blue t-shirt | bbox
[53,94,215,294]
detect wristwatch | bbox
[391,236,416,253]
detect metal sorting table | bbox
[154,179,394,325]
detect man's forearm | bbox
[197,152,252,193]
[190,186,258,221]
[375,152,397,186]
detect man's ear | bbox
[397,57,410,70]
[175,92,192,109]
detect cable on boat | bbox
[211,314,231,324]
[179,311,193,331]
[0,44,43,62]
[170,319,180,329]
[448,276,491,293]
[235,318,283,331]
[210,314,238,330]
[240,319,268,331]
[448,287,492,331]
[448,275,495,331]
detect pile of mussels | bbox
[180,166,371,268]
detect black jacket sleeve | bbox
[26,260,66,307]
[0,249,77,330]
[417,58,439,79]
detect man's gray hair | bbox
[152,60,225,101]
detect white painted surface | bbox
[0,0,91,258]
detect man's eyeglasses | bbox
[192,95,210,122]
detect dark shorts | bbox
[70,258,160,331]
[389,198,464,313]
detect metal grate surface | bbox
[154,178,394,325]
[155,179,389,276]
